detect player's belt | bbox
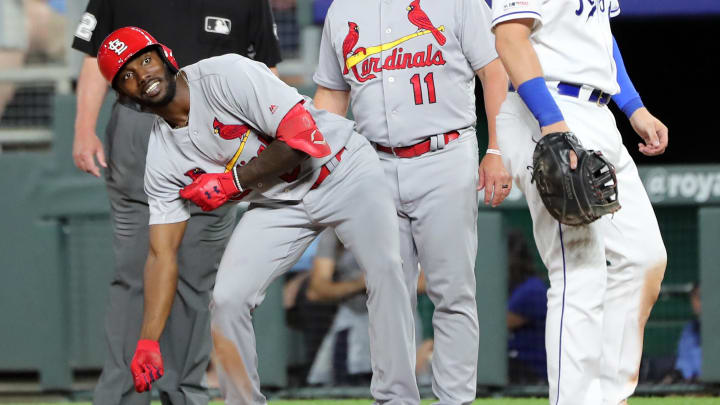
[509,82,612,106]
[375,131,460,158]
[556,82,612,106]
[310,148,345,190]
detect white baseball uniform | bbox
[145,54,420,405]
[314,1,498,403]
[491,1,666,404]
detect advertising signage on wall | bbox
[640,166,720,205]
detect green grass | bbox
[267,400,715,405]
[4,398,717,405]
[267,400,717,405]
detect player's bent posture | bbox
[96,27,420,405]
[491,1,668,404]
[313,1,511,403]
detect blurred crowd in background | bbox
[0,0,328,138]
[267,227,702,389]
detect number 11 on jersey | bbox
[410,72,436,105]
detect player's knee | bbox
[635,239,667,279]
[363,254,404,289]
[427,279,476,313]
[648,246,667,289]
[212,284,255,318]
[653,247,668,277]
[632,241,667,308]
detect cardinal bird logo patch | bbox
[342,0,447,83]
[213,118,250,140]
[211,118,254,172]
[407,0,446,46]
[184,167,207,181]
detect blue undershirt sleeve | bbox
[612,36,644,118]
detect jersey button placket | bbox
[379,2,395,146]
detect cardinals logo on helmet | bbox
[107,39,129,56]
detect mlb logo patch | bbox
[205,17,232,35]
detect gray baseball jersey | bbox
[145,54,353,225]
[314,0,496,146]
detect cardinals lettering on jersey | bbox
[342,1,447,83]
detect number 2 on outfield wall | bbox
[410,72,436,105]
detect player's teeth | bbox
[146,81,159,94]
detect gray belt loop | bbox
[437,133,446,149]
[325,155,340,171]
[430,135,439,152]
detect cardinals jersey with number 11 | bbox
[491,0,622,95]
[314,0,497,147]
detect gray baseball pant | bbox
[210,134,420,405]
[378,130,480,405]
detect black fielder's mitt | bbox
[531,132,621,226]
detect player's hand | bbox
[629,107,668,156]
[478,154,512,207]
[179,171,240,211]
[540,121,577,169]
[72,129,107,177]
[130,339,164,393]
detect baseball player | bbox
[71,2,281,404]
[96,27,420,405]
[491,1,668,404]
[313,1,510,403]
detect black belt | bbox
[509,81,612,106]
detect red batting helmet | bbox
[97,27,179,85]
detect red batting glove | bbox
[179,171,241,211]
[130,339,164,393]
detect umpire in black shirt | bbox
[71,1,281,404]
